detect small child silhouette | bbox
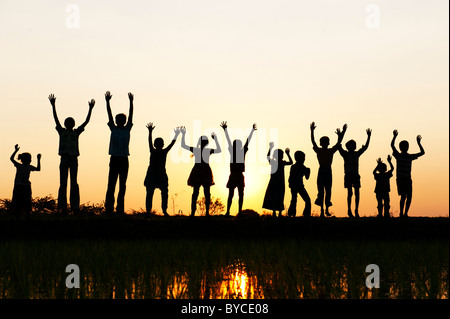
[287,151,311,217]
[104,91,134,215]
[391,130,425,217]
[373,156,394,218]
[220,121,257,216]
[10,144,41,218]
[180,126,221,216]
[262,143,293,217]
[49,93,94,215]
[338,128,372,217]
[310,122,347,217]
[144,123,181,216]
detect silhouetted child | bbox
[144,123,181,216]
[262,143,293,217]
[391,130,425,218]
[10,144,41,218]
[49,94,94,215]
[310,122,347,217]
[220,121,257,216]
[287,151,311,217]
[338,128,372,218]
[104,91,134,215]
[180,126,221,216]
[373,156,394,218]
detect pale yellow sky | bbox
[0,0,448,216]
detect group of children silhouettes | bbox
[9,92,425,218]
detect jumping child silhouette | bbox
[144,123,181,216]
[104,91,134,215]
[262,143,293,217]
[220,121,257,216]
[390,130,425,218]
[338,128,371,217]
[287,151,311,217]
[373,156,394,218]
[310,122,347,217]
[10,144,41,218]
[49,93,94,214]
[180,126,221,216]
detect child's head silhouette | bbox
[319,136,330,148]
[197,136,209,149]
[232,139,243,151]
[294,151,305,164]
[274,149,284,161]
[115,113,127,127]
[154,137,164,149]
[399,140,409,153]
[18,153,32,165]
[64,117,75,130]
[345,140,356,152]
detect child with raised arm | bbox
[104,91,134,215]
[10,144,41,218]
[338,128,372,218]
[391,130,425,218]
[220,121,257,216]
[262,143,293,217]
[180,126,221,217]
[49,94,94,215]
[373,156,394,218]
[144,123,181,216]
[310,122,347,217]
[287,151,311,218]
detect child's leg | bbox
[58,156,69,212]
[145,186,155,213]
[288,188,298,217]
[299,187,311,217]
[116,157,129,214]
[68,157,80,213]
[105,157,120,214]
[237,186,244,213]
[346,187,353,217]
[204,185,211,216]
[354,187,360,217]
[376,194,383,217]
[384,193,390,218]
[399,194,406,217]
[191,186,200,216]
[161,186,169,216]
[226,188,234,215]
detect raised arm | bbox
[105,91,114,124]
[220,121,232,149]
[360,128,372,153]
[34,154,42,172]
[211,132,221,154]
[180,127,193,152]
[79,99,95,130]
[310,122,318,150]
[284,148,293,165]
[10,144,20,166]
[127,92,134,125]
[387,155,394,173]
[415,135,425,157]
[49,94,62,128]
[165,127,181,152]
[334,123,347,148]
[373,158,382,175]
[146,122,155,152]
[391,130,399,153]
[244,123,257,149]
[267,142,274,163]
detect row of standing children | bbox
[8,92,425,218]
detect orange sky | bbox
[0,0,448,217]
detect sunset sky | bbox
[0,0,448,217]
